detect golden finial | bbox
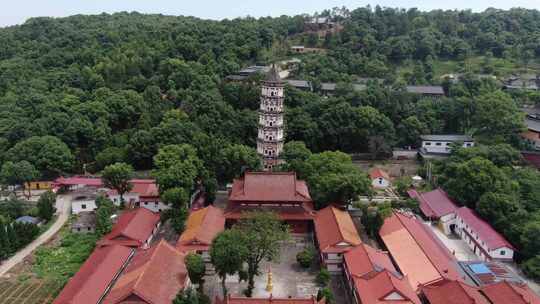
[266,267,273,292]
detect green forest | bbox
[0,6,540,277]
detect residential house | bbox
[176,205,225,262]
[107,179,168,212]
[522,112,540,150]
[408,188,458,235]
[522,151,540,170]
[217,295,324,304]
[343,244,420,304]
[419,134,474,157]
[320,82,366,96]
[24,181,52,191]
[103,240,190,304]
[455,207,514,261]
[379,211,463,289]
[369,168,391,189]
[314,206,362,272]
[71,211,96,233]
[98,208,161,248]
[503,74,540,91]
[52,176,103,192]
[420,279,490,304]
[71,194,98,214]
[225,172,316,233]
[15,215,40,225]
[406,86,445,98]
[53,245,135,304]
[287,79,313,91]
[481,281,540,304]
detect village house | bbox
[15,215,40,225]
[405,86,445,98]
[53,245,135,304]
[314,206,362,272]
[455,207,514,261]
[52,176,103,192]
[71,193,98,214]
[343,244,420,304]
[107,179,168,212]
[369,168,391,189]
[420,279,490,304]
[503,74,540,91]
[71,211,96,233]
[176,205,225,262]
[287,79,313,91]
[98,207,160,248]
[224,172,316,234]
[103,240,190,304]
[419,134,475,157]
[522,112,540,150]
[408,188,458,235]
[379,211,463,289]
[522,151,540,170]
[24,181,53,191]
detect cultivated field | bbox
[0,279,57,304]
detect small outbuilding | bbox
[369,168,391,189]
[71,211,96,233]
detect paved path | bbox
[0,194,71,277]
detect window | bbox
[81,204,87,209]
[87,227,91,231]
[425,142,432,146]
[466,143,472,147]
[500,250,506,256]
[77,228,81,232]
[144,202,148,205]
[436,142,442,146]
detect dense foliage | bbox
[0,221,40,259]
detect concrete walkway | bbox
[0,194,71,277]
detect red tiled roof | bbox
[98,208,160,248]
[53,176,103,187]
[522,151,540,170]
[354,270,421,304]
[176,206,225,252]
[379,212,461,289]
[103,240,188,304]
[481,281,540,304]
[107,179,159,198]
[370,168,390,180]
[219,295,322,304]
[420,279,490,304]
[314,206,361,253]
[455,207,514,251]
[408,188,458,219]
[228,172,312,203]
[53,245,133,304]
[344,244,396,278]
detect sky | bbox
[0,0,539,27]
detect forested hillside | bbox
[0,7,538,180]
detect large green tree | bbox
[37,190,56,221]
[233,211,290,296]
[0,161,38,199]
[101,162,134,206]
[210,229,248,297]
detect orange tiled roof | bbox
[370,168,390,180]
[420,279,490,304]
[176,205,225,252]
[379,212,460,289]
[314,206,362,253]
[481,281,540,304]
[228,172,312,203]
[354,270,421,304]
[98,208,160,248]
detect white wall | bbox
[422,140,474,154]
[371,177,390,189]
[72,199,97,214]
[139,201,170,213]
[439,213,456,235]
[455,215,514,260]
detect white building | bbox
[455,207,514,261]
[369,168,391,189]
[107,179,169,213]
[71,195,97,214]
[420,134,474,156]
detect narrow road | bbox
[0,194,71,277]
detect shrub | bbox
[522,256,540,280]
[296,248,316,268]
[317,287,334,304]
[316,268,331,286]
